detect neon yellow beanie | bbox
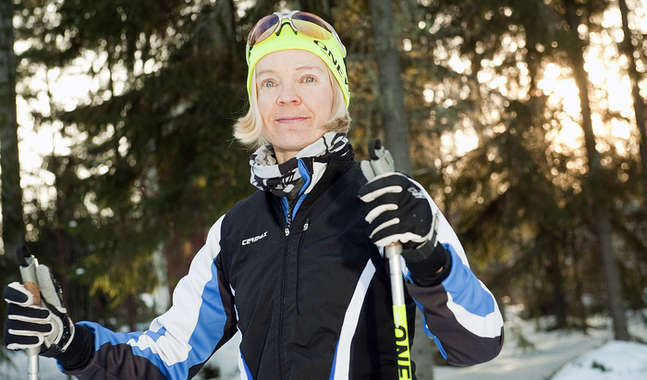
[246,21,350,107]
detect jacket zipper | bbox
[279,197,298,378]
[278,159,311,376]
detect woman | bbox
[4,10,504,380]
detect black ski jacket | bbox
[64,156,503,380]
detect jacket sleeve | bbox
[404,198,504,366]
[62,215,238,380]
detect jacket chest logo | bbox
[241,231,268,246]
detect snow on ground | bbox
[435,307,647,380]
[551,341,647,380]
[2,308,646,380]
[1,352,67,380]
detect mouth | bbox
[276,116,308,124]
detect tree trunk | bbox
[546,245,568,329]
[368,0,412,175]
[0,0,24,259]
[618,0,647,207]
[563,0,629,341]
[368,0,428,376]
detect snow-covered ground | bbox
[435,307,647,380]
[1,353,66,380]
[551,341,647,380]
[2,308,646,380]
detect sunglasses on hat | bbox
[246,11,347,65]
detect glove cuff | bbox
[404,243,452,287]
[53,324,94,370]
[40,317,75,358]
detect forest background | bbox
[1,0,646,377]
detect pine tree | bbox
[0,0,25,260]
[0,0,24,364]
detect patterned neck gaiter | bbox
[249,132,351,198]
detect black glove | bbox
[359,170,451,286]
[4,264,75,358]
[358,172,434,250]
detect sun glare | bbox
[12,2,645,206]
[537,18,637,156]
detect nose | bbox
[276,83,301,105]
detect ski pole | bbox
[367,139,412,380]
[16,244,41,380]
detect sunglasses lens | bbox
[294,12,346,57]
[292,13,333,40]
[248,14,280,46]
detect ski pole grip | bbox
[368,139,395,176]
[368,139,400,254]
[16,244,41,306]
[23,282,41,307]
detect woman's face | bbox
[255,49,334,164]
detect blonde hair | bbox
[234,67,351,149]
